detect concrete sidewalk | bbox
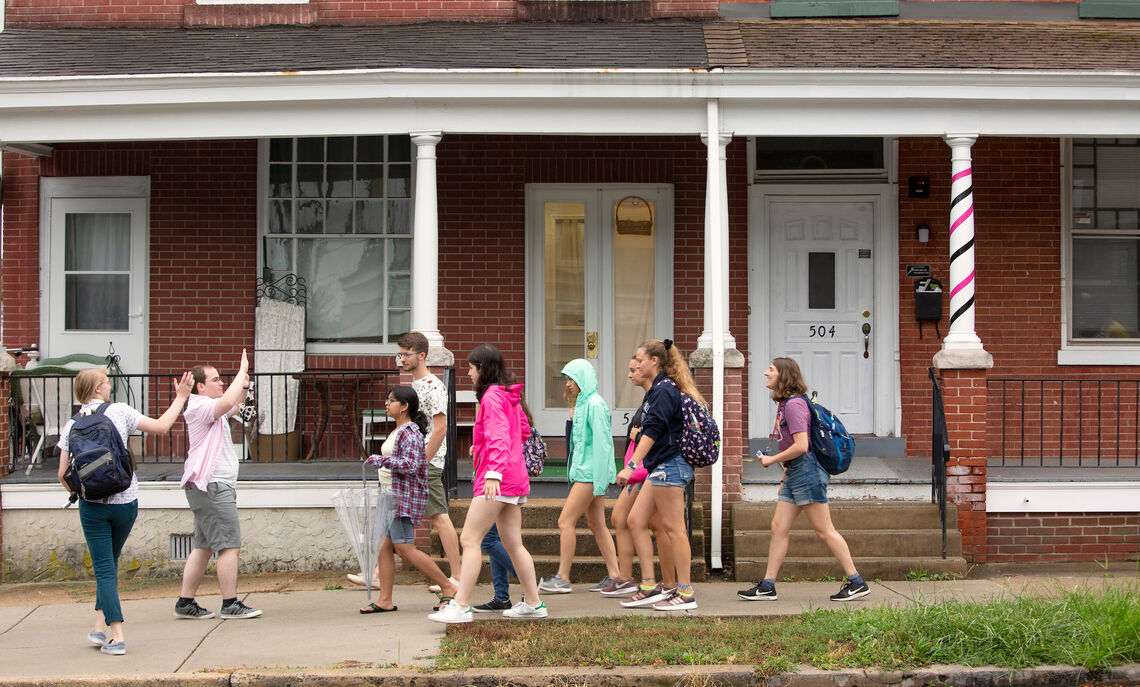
[1,571,1137,680]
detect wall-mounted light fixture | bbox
[915,222,931,243]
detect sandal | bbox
[432,596,454,611]
[359,602,397,614]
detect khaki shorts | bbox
[186,482,241,552]
[425,465,449,518]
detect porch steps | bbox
[732,500,968,581]
[430,498,706,583]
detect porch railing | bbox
[929,368,950,559]
[7,369,407,471]
[988,378,1140,468]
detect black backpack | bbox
[64,403,134,502]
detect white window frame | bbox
[257,137,414,356]
[1058,137,1140,365]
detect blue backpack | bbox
[796,393,854,475]
[657,378,721,468]
[64,403,134,502]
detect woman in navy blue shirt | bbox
[615,338,704,611]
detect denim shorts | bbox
[387,516,416,544]
[647,453,694,488]
[778,453,830,506]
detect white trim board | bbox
[1,481,360,510]
[987,482,1140,513]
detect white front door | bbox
[43,194,149,397]
[768,198,875,433]
[525,185,673,436]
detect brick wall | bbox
[1,142,258,373]
[987,512,1140,562]
[898,137,1140,462]
[5,0,717,27]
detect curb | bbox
[0,664,1137,687]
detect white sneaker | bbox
[503,600,548,619]
[428,599,473,624]
[428,576,459,594]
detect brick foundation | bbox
[987,512,1140,563]
[938,367,989,563]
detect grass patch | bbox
[435,582,1140,675]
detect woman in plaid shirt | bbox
[360,386,458,614]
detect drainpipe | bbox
[705,99,725,570]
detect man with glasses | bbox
[174,350,262,620]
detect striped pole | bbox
[943,134,983,350]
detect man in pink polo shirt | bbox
[174,350,262,620]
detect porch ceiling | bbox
[1,20,1139,142]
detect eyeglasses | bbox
[207,376,223,383]
[395,352,416,360]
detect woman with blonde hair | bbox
[57,367,193,655]
[737,357,869,603]
[615,338,702,611]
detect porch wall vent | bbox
[170,534,216,561]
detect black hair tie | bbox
[663,338,673,350]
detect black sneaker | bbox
[830,579,871,602]
[220,600,263,619]
[737,582,778,601]
[472,598,512,613]
[173,600,215,619]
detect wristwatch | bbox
[626,459,637,471]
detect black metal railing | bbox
[7,369,403,472]
[443,366,459,499]
[988,378,1140,468]
[929,368,950,559]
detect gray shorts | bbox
[425,465,449,518]
[186,482,242,552]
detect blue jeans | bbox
[481,524,517,602]
[78,499,138,625]
[778,452,831,506]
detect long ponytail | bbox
[640,338,706,407]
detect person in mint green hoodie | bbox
[538,359,621,594]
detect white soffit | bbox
[0,68,1139,141]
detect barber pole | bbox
[943,134,984,349]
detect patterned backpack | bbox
[657,378,721,468]
[522,427,547,477]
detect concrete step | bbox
[432,527,704,558]
[733,556,968,582]
[732,500,957,531]
[428,554,707,584]
[734,529,962,559]
[446,498,705,530]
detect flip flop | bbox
[432,596,454,611]
[359,603,397,614]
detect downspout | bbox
[706,99,725,570]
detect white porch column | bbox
[698,130,736,350]
[410,131,446,354]
[935,133,991,369]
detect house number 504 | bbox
[809,325,836,338]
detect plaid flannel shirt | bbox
[366,422,429,524]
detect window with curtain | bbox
[64,213,131,331]
[264,135,413,344]
[1069,138,1140,341]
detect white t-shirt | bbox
[58,400,142,504]
[413,374,448,469]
